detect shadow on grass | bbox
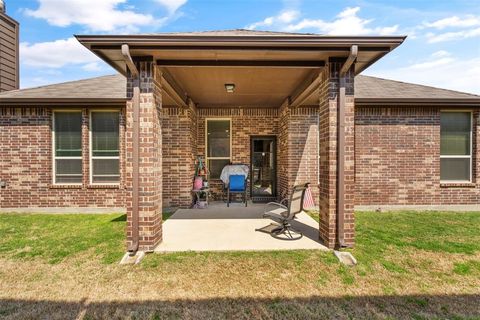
[110,214,127,222]
[1,294,479,319]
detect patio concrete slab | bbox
[154,202,329,252]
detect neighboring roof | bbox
[355,75,480,106]
[1,73,479,107]
[0,74,126,105]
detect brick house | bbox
[1,30,480,252]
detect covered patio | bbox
[77,30,405,253]
[155,202,328,252]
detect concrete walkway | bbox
[154,202,329,252]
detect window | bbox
[206,119,231,179]
[440,111,472,182]
[90,111,120,184]
[53,111,82,184]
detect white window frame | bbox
[52,109,83,185]
[440,110,473,183]
[205,118,232,179]
[89,109,121,185]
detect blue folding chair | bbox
[227,174,247,207]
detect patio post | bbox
[318,60,356,249]
[125,59,164,252]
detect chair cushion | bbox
[229,175,245,191]
[264,207,288,220]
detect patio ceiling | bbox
[163,66,314,106]
[77,32,405,107]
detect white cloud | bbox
[286,7,399,35]
[82,62,104,72]
[155,0,187,14]
[431,50,450,58]
[420,14,480,43]
[365,51,480,95]
[424,15,480,29]
[25,0,156,32]
[246,7,398,35]
[277,10,300,23]
[398,51,455,71]
[245,10,300,30]
[20,37,100,68]
[426,27,480,43]
[21,77,52,88]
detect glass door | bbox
[250,136,276,202]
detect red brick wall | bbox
[162,104,197,208]
[355,107,480,205]
[289,107,319,200]
[0,107,126,208]
[159,105,321,205]
[195,107,279,200]
[277,102,320,201]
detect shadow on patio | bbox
[155,202,327,252]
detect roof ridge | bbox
[0,74,122,95]
[217,28,318,35]
[358,74,480,98]
[134,29,319,36]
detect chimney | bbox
[0,0,20,92]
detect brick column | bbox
[318,60,355,249]
[126,59,163,251]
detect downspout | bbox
[337,45,357,248]
[122,44,140,255]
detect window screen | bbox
[206,119,231,178]
[440,112,472,181]
[91,112,120,184]
[54,112,82,184]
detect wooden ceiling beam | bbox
[289,70,322,107]
[159,67,189,108]
[156,60,325,68]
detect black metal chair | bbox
[261,183,309,239]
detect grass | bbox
[0,213,125,264]
[0,210,479,319]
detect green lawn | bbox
[0,210,479,319]
[0,213,125,264]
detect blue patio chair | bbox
[227,174,247,207]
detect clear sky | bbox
[4,0,480,94]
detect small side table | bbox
[192,188,209,208]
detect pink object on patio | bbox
[193,176,203,190]
[303,185,315,209]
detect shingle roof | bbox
[355,75,480,100]
[1,73,479,105]
[0,74,126,100]
[141,29,319,37]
